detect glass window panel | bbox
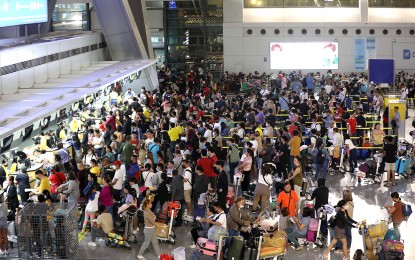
[369,0,415,7]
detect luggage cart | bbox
[157,209,177,245]
[255,235,286,260]
[106,206,138,250]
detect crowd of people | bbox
[0,68,413,259]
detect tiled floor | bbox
[8,114,415,260]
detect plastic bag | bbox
[172,246,185,260]
[207,225,228,242]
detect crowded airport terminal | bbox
[0,0,414,259]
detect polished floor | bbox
[8,116,415,260]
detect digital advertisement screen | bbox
[1,135,13,153]
[22,124,34,142]
[270,42,339,70]
[0,0,48,28]
[40,115,51,131]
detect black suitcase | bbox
[300,179,308,197]
[227,236,245,260]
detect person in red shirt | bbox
[196,149,217,189]
[288,122,298,137]
[334,103,343,122]
[106,112,116,131]
[99,118,106,132]
[49,166,67,197]
[208,147,218,164]
[346,112,357,137]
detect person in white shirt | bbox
[300,89,308,103]
[310,117,321,133]
[141,163,156,189]
[248,133,258,156]
[327,121,336,145]
[204,126,213,144]
[400,83,408,100]
[182,160,193,217]
[324,83,333,94]
[207,202,227,231]
[344,134,357,173]
[92,130,104,157]
[333,128,343,148]
[253,164,274,212]
[111,160,124,201]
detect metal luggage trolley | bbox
[255,235,286,260]
[123,206,139,244]
[157,208,177,245]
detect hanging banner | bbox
[354,38,366,71]
[366,37,377,60]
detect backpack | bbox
[316,148,325,164]
[402,203,412,219]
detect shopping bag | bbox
[172,246,186,260]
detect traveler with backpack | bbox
[312,140,331,181]
[385,192,405,238]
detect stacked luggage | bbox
[360,221,389,260]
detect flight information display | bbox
[0,0,48,28]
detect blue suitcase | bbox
[395,157,405,176]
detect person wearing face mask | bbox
[324,200,359,260]
[226,197,257,249]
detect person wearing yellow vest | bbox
[31,170,51,196]
[39,132,50,151]
[168,123,183,155]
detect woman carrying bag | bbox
[324,200,359,260]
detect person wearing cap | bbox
[15,167,30,203]
[31,170,51,196]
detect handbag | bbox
[280,191,291,217]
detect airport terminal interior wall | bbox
[224,0,415,74]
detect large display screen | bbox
[270,42,339,70]
[0,0,48,28]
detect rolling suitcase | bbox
[196,237,218,257]
[395,157,407,178]
[377,251,404,260]
[300,179,308,197]
[227,236,245,260]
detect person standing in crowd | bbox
[324,200,359,260]
[196,149,216,190]
[335,190,355,253]
[344,134,357,174]
[227,138,240,182]
[383,136,397,187]
[0,193,9,255]
[137,200,161,259]
[312,139,331,181]
[288,130,301,170]
[4,176,18,212]
[284,157,303,210]
[214,161,228,203]
[111,160,124,202]
[239,149,254,193]
[81,173,101,234]
[171,169,184,227]
[385,192,405,238]
[15,167,30,204]
[57,171,80,205]
[252,163,273,212]
[182,159,193,217]
[310,178,329,237]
